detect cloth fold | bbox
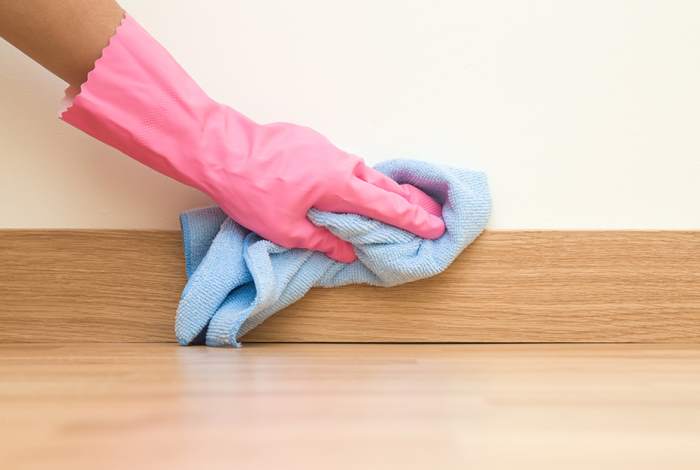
[176,159,490,347]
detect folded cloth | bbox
[176,159,490,347]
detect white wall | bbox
[1,0,698,230]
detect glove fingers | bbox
[399,183,443,217]
[292,219,357,263]
[354,163,443,217]
[341,178,446,240]
[353,163,409,197]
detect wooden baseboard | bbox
[1,230,698,343]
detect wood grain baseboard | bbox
[1,230,698,343]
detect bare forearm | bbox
[0,0,124,87]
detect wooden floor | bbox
[2,343,699,470]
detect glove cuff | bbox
[60,13,254,193]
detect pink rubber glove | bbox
[60,14,445,263]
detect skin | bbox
[0,0,124,87]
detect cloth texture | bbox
[176,159,490,347]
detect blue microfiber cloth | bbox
[176,159,490,347]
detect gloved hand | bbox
[60,14,445,262]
